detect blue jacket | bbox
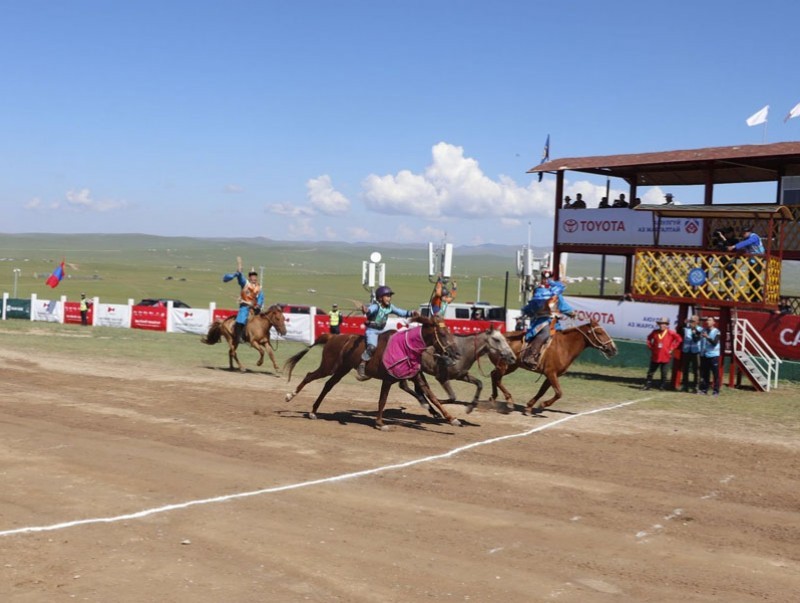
[364,302,413,331]
[682,325,703,354]
[733,233,764,255]
[522,281,573,341]
[701,327,721,358]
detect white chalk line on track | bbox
[0,398,644,537]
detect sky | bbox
[2,0,800,248]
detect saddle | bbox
[382,327,426,379]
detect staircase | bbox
[731,317,782,392]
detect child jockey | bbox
[356,285,418,381]
[520,270,575,370]
[223,257,264,344]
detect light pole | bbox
[12,268,21,298]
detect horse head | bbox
[581,319,617,358]
[266,304,288,336]
[485,324,516,364]
[410,314,459,364]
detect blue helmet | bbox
[375,286,394,298]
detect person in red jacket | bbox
[642,317,682,391]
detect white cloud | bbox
[288,218,315,238]
[268,203,315,217]
[225,184,244,193]
[307,175,350,215]
[362,142,552,220]
[24,197,42,210]
[64,188,127,212]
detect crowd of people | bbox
[563,192,677,209]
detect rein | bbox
[577,324,614,358]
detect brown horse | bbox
[202,305,287,372]
[283,315,461,430]
[487,320,617,413]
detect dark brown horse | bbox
[487,320,617,413]
[202,305,287,372]
[284,315,461,430]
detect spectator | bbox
[571,193,587,209]
[563,195,572,208]
[664,193,675,204]
[727,225,765,299]
[680,315,703,392]
[698,316,721,396]
[598,196,610,208]
[612,193,628,208]
[329,303,341,334]
[642,317,682,390]
[630,197,641,208]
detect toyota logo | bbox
[564,219,578,233]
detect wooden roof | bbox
[633,203,794,220]
[528,141,800,185]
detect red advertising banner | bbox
[63,301,93,325]
[131,306,167,331]
[737,310,800,361]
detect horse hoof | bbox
[465,402,477,415]
[377,424,391,432]
[307,412,317,420]
[285,392,294,402]
[450,418,462,427]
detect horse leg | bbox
[534,372,563,410]
[459,374,483,414]
[266,341,281,373]
[375,380,394,431]
[285,364,336,402]
[250,341,266,367]
[490,366,514,408]
[398,379,433,413]
[308,370,348,420]
[229,341,244,372]
[413,374,461,427]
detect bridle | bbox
[578,323,616,358]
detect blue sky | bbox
[2,0,798,247]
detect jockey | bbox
[357,285,418,381]
[520,270,575,370]
[430,274,457,316]
[223,258,264,343]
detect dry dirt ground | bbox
[1,344,799,603]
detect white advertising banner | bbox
[558,208,703,246]
[95,303,132,328]
[563,296,680,342]
[170,307,212,335]
[278,313,314,344]
[33,299,62,323]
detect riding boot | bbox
[234,322,245,344]
[356,361,370,381]
[522,338,544,370]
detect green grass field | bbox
[3,233,799,312]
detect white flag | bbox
[746,105,769,126]
[784,102,800,123]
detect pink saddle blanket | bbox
[382,326,427,379]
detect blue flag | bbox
[538,134,550,182]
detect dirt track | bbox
[1,345,799,602]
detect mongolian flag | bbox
[46,261,66,288]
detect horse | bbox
[487,320,617,413]
[400,325,517,409]
[202,305,287,373]
[283,315,461,430]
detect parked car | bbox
[136,298,191,308]
[280,303,327,315]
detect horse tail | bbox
[283,332,334,380]
[202,320,224,345]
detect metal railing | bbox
[732,318,782,391]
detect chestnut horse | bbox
[284,315,461,430]
[487,320,617,413]
[202,305,287,372]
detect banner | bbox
[131,306,167,331]
[558,208,703,246]
[94,303,132,329]
[277,313,314,344]
[4,298,31,319]
[170,307,212,335]
[32,299,62,323]
[563,296,679,342]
